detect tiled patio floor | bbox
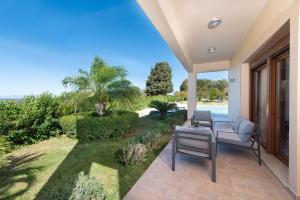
[124,124,293,200]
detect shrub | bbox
[70,171,106,200]
[60,111,138,140]
[8,93,62,145]
[119,143,147,166]
[59,113,89,137]
[151,122,170,135]
[134,129,162,148]
[174,91,187,101]
[149,100,177,119]
[0,100,20,136]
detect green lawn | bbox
[0,112,185,200]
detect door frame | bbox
[249,34,289,165]
[271,49,290,165]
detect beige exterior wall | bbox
[228,0,300,197]
[229,0,294,120]
[240,63,250,119]
[289,0,300,197]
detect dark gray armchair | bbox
[172,126,216,182]
[191,110,212,128]
[213,117,261,165]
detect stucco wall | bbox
[228,0,300,197]
[228,64,241,120]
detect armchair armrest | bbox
[215,130,239,142]
[213,120,234,127]
[174,126,212,137]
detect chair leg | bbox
[172,137,176,171]
[257,139,261,166]
[256,135,261,165]
[211,142,216,182]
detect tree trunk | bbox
[95,102,106,116]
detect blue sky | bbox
[0,0,227,97]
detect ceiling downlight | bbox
[208,18,222,29]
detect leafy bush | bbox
[119,143,147,166]
[60,111,138,140]
[151,122,170,135]
[0,101,20,136]
[133,122,170,148]
[70,171,106,200]
[149,100,177,119]
[7,93,62,145]
[173,91,187,101]
[134,129,161,148]
[59,113,89,137]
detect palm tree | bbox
[62,57,140,116]
[149,100,177,119]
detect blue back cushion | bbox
[233,116,244,131]
[238,120,255,142]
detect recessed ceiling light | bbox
[208,18,222,29]
[207,47,216,54]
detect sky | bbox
[0,0,227,97]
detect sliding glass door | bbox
[252,63,269,147]
[274,51,289,164]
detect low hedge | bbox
[59,111,139,140]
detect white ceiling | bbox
[170,0,268,64]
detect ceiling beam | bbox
[193,60,230,73]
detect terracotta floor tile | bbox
[124,136,293,200]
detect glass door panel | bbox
[253,64,269,146]
[275,52,289,163]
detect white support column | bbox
[240,63,250,119]
[289,0,300,198]
[187,72,197,119]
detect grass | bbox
[0,111,186,200]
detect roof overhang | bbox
[137,0,268,72]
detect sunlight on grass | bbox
[90,162,120,200]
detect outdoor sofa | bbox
[213,116,261,165]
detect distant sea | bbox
[0,95,23,101]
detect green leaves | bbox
[5,93,62,145]
[145,62,173,96]
[70,171,107,200]
[149,100,177,119]
[62,57,140,116]
[180,78,228,101]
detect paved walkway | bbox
[136,108,155,118]
[124,121,293,200]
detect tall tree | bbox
[145,62,173,96]
[179,78,228,101]
[180,79,188,91]
[62,57,140,116]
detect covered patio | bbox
[130,0,300,199]
[124,132,292,200]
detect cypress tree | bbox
[145,62,173,96]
